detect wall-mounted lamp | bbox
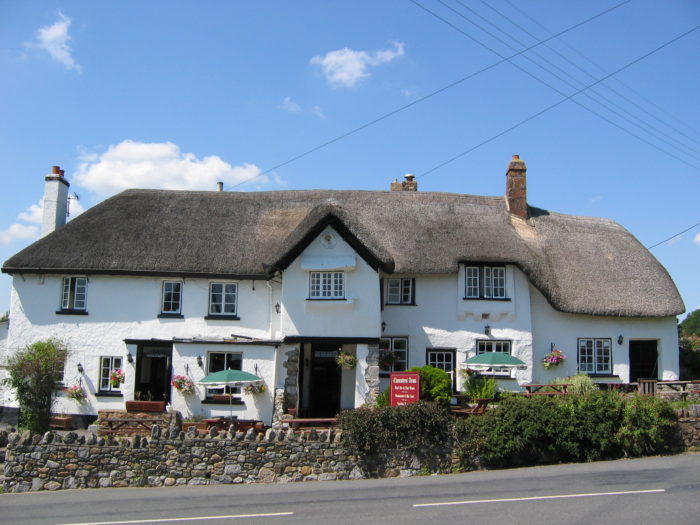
[77,363,84,374]
[126,352,134,364]
[484,325,491,336]
[617,335,624,345]
[197,355,203,368]
[275,303,281,314]
[381,321,386,333]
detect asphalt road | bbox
[2,454,699,525]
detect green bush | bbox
[407,365,452,407]
[565,373,598,396]
[463,376,498,401]
[616,395,677,456]
[375,388,389,407]
[337,401,451,455]
[4,338,68,434]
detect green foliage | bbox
[680,342,700,380]
[0,311,8,322]
[407,365,452,407]
[3,338,68,434]
[463,375,498,401]
[615,395,677,456]
[337,401,451,455]
[680,309,700,336]
[565,373,598,396]
[375,388,389,407]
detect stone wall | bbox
[675,405,700,450]
[2,425,451,493]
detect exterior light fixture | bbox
[77,363,84,374]
[126,352,134,364]
[617,335,624,345]
[484,325,491,336]
[197,355,203,368]
[275,303,281,314]
[381,321,386,332]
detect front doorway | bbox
[629,340,658,382]
[302,343,342,417]
[135,344,173,402]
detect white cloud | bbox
[312,105,326,119]
[694,233,700,246]
[0,223,39,245]
[27,13,81,72]
[17,201,43,224]
[74,140,266,195]
[281,96,301,113]
[310,41,405,88]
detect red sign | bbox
[389,372,420,406]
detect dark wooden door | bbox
[629,340,658,382]
[308,344,342,417]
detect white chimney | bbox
[41,165,70,237]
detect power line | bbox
[414,0,700,169]
[647,221,700,250]
[225,0,631,190]
[416,23,700,178]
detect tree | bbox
[680,309,700,337]
[0,311,8,322]
[3,338,68,433]
[679,309,700,379]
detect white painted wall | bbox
[279,226,381,338]
[529,285,679,382]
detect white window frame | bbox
[209,282,238,316]
[309,271,345,299]
[386,278,414,305]
[61,276,87,311]
[161,281,183,314]
[379,337,408,373]
[206,351,243,399]
[99,356,123,393]
[464,265,507,299]
[578,338,612,375]
[476,340,513,376]
[427,348,456,391]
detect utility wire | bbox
[454,0,700,160]
[647,221,700,250]
[413,0,700,170]
[225,0,631,190]
[416,23,700,178]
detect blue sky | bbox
[0,0,698,320]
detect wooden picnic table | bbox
[522,383,571,396]
[451,398,491,416]
[102,418,162,434]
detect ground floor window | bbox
[206,351,242,399]
[99,356,123,393]
[379,337,408,374]
[578,338,612,374]
[427,349,456,391]
[476,340,512,376]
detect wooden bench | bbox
[522,383,570,396]
[451,398,490,416]
[101,418,162,435]
[49,416,72,430]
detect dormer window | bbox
[309,271,345,299]
[464,265,507,300]
[386,278,415,305]
[57,276,88,314]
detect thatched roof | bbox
[2,188,684,317]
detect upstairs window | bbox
[464,265,507,299]
[309,271,345,299]
[60,277,87,311]
[209,283,238,317]
[386,278,415,305]
[161,281,183,315]
[578,338,612,375]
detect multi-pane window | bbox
[99,356,123,392]
[379,337,408,373]
[161,281,182,314]
[209,283,238,316]
[464,266,507,299]
[386,278,414,305]
[206,352,242,398]
[578,338,612,374]
[476,340,512,376]
[427,349,456,390]
[61,277,87,311]
[309,272,344,299]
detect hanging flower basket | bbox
[336,352,357,369]
[542,349,566,369]
[65,385,87,403]
[243,382,267,395]
[171,374,195,394]
[378,350,396,371]
[109,368,125,388]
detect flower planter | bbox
[49,415,72,430]
[125,400,166,413]
[212,394,234,403]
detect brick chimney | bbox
[505,155,527,220]
[41,165,70,237]
[390,174,418,192]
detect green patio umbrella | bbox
[464,352,527,378]
[199,369,263,418]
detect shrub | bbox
[407,365,452,407]
[374,388,389,407]
[337,401,451,455]
[463,375,498,401]
[565,373,598,396]
[3,338,68,434]
[616,394,677,456]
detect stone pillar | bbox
[282,347,299,412]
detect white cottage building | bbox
[0,157,684,426]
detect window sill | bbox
[158,313,184,319]
[205,315,240,321]
[56,309,88,315]
[96,392,123,397]
[384,303,417,306]
[462,297,511,302]
[585,373,617,378]
[201,398,245,405]
[306,297,347,301]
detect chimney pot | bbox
[52,165,60,175]
[404,174,415,182]
[216,181,224,192]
